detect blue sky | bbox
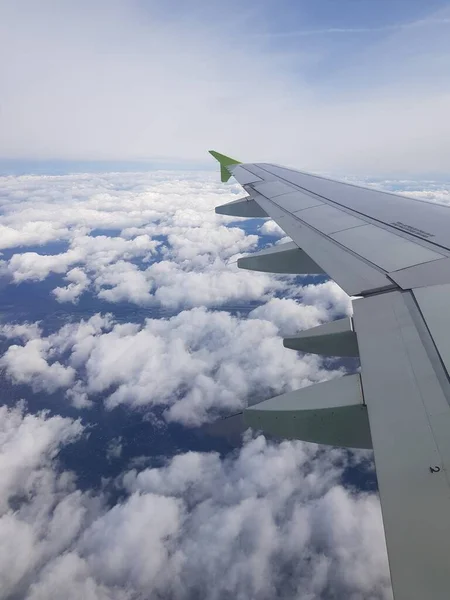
[143,0,448,31]
[267,0,447,29]
[1,0,450,175]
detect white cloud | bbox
[0,322,42,342]
[247,281,352,339]
[0,338,75,393]
[0,308,343,424]
[79,307,339,423]
[0,403,392,600]
[0,222,71,251]
[165,223,257,264]
[121,439,391,599]
[0,403,83,513]
[95,261,154,306]
[398,188,450,206]
[249,297,329,337]
[0,171,305,311]
[7,234,159,283]
[8,249,83,282]
[79,492,184,592]
[146,260,285,310]
[0,404,87,599]
[0,172,270,308]
[53,267,90,304]
[296,281,353,318]
[1,171,448,314]
[0,172,240,251]
[259,220,286,237]
[92,254,282,311]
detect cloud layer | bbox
[0,300,347,423]
[0,172,285,308]
[0,171,355,424]
[1,171,448,312]
[2,170,446,599]
[0,403,392,600]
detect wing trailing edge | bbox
[215,196,268,218]
[283,317,359,357]
[237,241,325,275]
[244,374,372,449]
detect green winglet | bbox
[209,150,241,183]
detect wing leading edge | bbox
[210,151,450,600]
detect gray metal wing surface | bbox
[213,154,450,600]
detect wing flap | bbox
[244,374,372,449]
[215,196,268,218]
[283,317,359,357]
[237,241,325,275]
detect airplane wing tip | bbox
[208,150,241,183]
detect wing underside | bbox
[211,153,450,600]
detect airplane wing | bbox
[210,151,450,600]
